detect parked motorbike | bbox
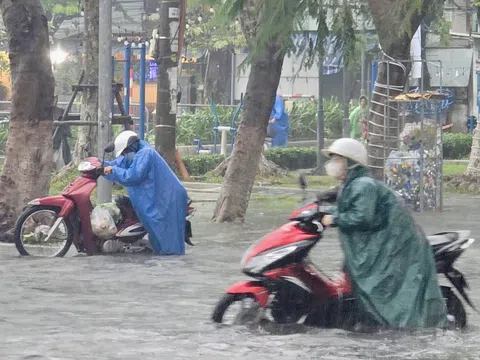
[14,142,195,257]
[212,175,475,329]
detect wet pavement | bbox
[1,191,480,359]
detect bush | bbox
[443,133,472,159]
[173,97,350,146]
[180,133,474,177]
[264,147,316,170]
[176,107,240,145]
[182,147,317,176]
[0,124,7,156]
[182,153,226,176]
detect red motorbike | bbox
[212,177,475,329]
[14,143,195,257]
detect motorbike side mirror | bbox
[104,142,115,153]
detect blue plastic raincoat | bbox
[269,95,290,147]
[104,140,188,255]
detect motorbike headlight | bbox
[78,160,96,172]
[242,245,298,274]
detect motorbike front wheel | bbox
[14,206,73,257]
[212,293,261,325]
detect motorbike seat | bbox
[427,232,459,253]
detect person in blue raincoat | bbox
[103,130,188,255]
[268,95,290,147]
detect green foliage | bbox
[204,0,360,70]
[0,51,9,74]
[182,147,318,176]
[185,4,246,53]
[177,133,475,176]
[42,0,79,15]
[264,147,317,170]
[183,153,227,176]
[171,106,242,145]
[146,97,350,146]
[288,98,351,140]
[443,133,472,159]
[429,18,452,46]
[0,123,8,156]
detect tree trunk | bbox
[212,1,286,222]
[73,0,99,163]
[0,0,55,241]
[366,0,439,179]
[466,130,480,176]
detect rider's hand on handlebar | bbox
[322,214,335,227]
[104,166,113,175]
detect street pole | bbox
[316,59,325,174]
[342,64,350,138]
[360,49,366,97]
[97,0,113,204]
[155,0,181,165]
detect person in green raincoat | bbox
[349,96,368,142]
[320,138,447,329]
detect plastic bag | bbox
[91,203,122,239]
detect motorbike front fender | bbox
[226,281,270,307]
[27,195,75,218]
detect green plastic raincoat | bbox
[349,97,368,141]
[330,166,447,329]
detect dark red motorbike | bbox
[212,177,475,329]
[14,143,195,257]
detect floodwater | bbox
[1,191,480,359]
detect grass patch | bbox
[442,162,467,177]
[199,172,338,189]
[251,194,301,210]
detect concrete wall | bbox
[233,53,361,102]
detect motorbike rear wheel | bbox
[441,286,467,329]
[14,206,73,257]
[212,293,261,325]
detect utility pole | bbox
[97,0,113,203]
[154,0,181,165]
[316,59,325,174]
[360,49,366,97]
[342,64,350,138]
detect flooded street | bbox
[1,192,480,359]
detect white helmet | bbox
[321,138,368,167]
[114,130,140,158]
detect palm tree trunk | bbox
[212,0,286,222]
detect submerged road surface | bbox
[1,193,480,359]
